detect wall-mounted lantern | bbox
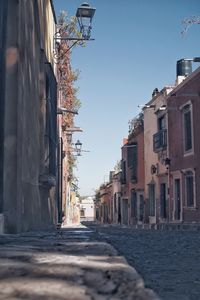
[54,2,96,45]
[76,2,96,40]
[75,140,82,156]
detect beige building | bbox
[143,87,173,224]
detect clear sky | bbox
[53,0,200,196]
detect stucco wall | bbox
[2,0,57,233]
[80,197,95,221]
[168,69,200,222]
[143,88,172,222]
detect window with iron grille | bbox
[80,209,85,217]
[127,144,137,182]
[127,144,137,167]
[153,129,167,152]
[158,115,166,130]
[121,160,126,184]
[185,171,195,207]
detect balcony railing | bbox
[153,129,167,152]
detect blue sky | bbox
[53,0,200,196]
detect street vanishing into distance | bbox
[85,223,200,300]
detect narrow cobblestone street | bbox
[86,223,200,300]
[0,224,159,300]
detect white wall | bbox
[80,197,95,221]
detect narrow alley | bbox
[0,1,200,299]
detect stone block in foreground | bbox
[0,231,159,299]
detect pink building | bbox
[167,63,200,223]
[121,113,145,225]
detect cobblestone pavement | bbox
[86,223,200,300]
[0,224,159,300]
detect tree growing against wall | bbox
[57,11,82,179]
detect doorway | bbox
[118,196,121,224]
[160,183,167,219]
[122,198,128,225]
[174,179,181,220]
[149,184,155,216]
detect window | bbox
[80,209,85,217]
[185,171,195,207]
[153,129,167,152]
[153,114,167,152]
[183,104,193,153]
[127,143,137,168]
[127,144,138,182]
[158,115,166,130]
[121,160,126,184]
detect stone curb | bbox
[0,226,160,300]
[91,221,200,231]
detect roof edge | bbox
[166,65,200,99]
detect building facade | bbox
[0,0,58,233]
[143,87,173,224]
[95,61,200,226]
[167,66,200,223]
[121,114,145,225]
[99,182,112,223]
[80,196,95,222]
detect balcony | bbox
[153,129,167,152]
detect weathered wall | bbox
[143,88,173,223]
[2,0,57,233]
[168,68,200,222]
[80,197,95,221]
[0,1,8,231]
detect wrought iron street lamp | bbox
[76,2,96,40]
[71,140,90,156]
[54,2,96,44]
[75,139,82,156]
